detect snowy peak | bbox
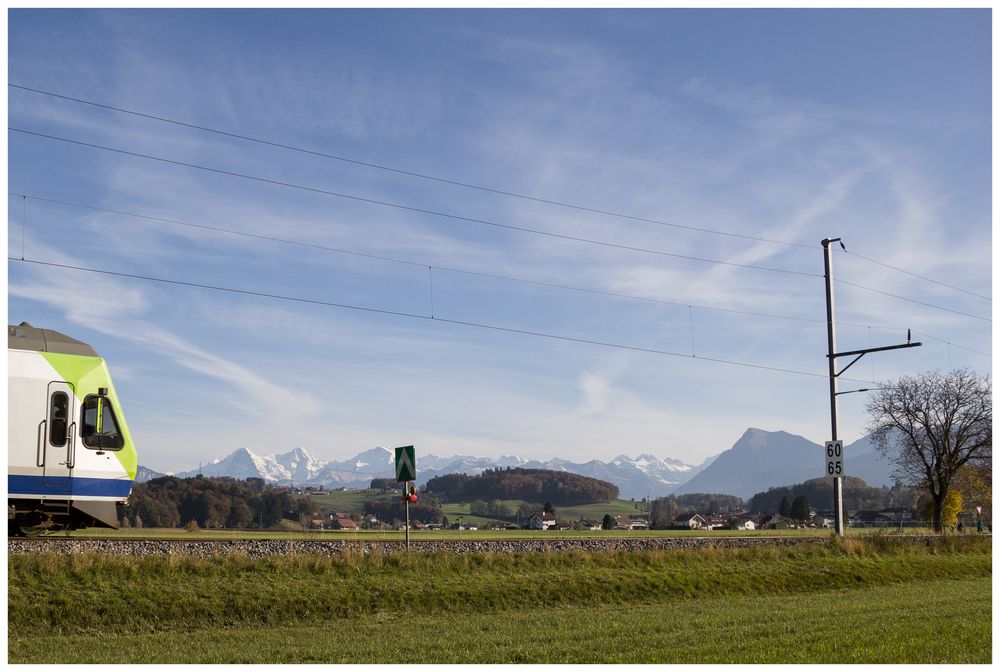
[274,447,325,482]
[176,446,289,481]
[329,446,395,474]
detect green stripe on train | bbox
[40,352,138,480]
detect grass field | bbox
[309,488,394,511]
[8,536,991,664]
[439,497,646,526]
[11,577,989,664]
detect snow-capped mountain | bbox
[164,446,701,498]
[275,447,327,483]
[175,446,325,483]
[325,446,396,474]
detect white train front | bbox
[8,322,138,535]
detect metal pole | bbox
[404,480,410,550]
[822,238,845,537]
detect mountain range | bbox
[144,446,710,500]
[138,427,898,500]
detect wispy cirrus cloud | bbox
[9,239,321,420]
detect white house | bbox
[672,513,706,530]
[702,515,728,530]
[527,512,556,530]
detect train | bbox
[8,322,138,535]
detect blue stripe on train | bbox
[8,475,134,498]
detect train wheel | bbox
[8,515,56,536]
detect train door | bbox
[42,381,75,486]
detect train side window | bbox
[49,392,69,447]
[81,395,124,451]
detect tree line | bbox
[123,476,316,529]
[362,495,444,526]
[425,468,618,505]
[747,477,914,516]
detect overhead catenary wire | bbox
[9,127,819,279]
[12,132,992,322]
[9,82,814,250]
[11,191,990,357]
[910,330,991,358]
[834,278,990,323]
[13,132,990,323]
[7,255,884,384]
[14,130,994,327]
[843,249,991,302]
[13,83,991,304]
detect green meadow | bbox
[8,535,990,664]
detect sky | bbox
[6,8,993,474]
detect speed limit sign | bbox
[825,440,843,477]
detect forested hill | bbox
[125,476,315,529]
[425,468,618,505]
[748,476,913,514]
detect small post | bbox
[404,480,411,550]
[394,445,416,550]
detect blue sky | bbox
[7,9,992,473]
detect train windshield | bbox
[81,395,124,450]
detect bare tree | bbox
[866,369,991,532]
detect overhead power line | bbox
[8,255,883,384]
[9,127,819,279]
[9,82,815,250]
[12,191,991,358]
[7,192,818,319]
[10,84,991,304]
[910,330,991,358]
[834,278,990,323]
[843,249,991,302]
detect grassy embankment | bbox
[8,535,990,664]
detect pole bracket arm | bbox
[828,341,922,377]
[835,352,866,377]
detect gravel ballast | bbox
[9,535,840,557]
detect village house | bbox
[527,512,556,530]
[613,516,649,530]
[851,510,896,527]
[813,510,836,528]
[753,514,796,530]
[702,515,728,530]
[329,516,358,530]
[672,513,706,530]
